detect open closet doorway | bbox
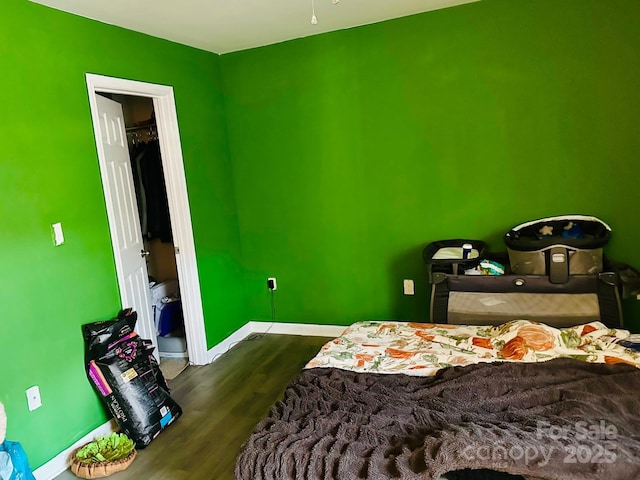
[86,74,209,373]
[109,93,190,378]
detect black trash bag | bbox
[82,308,182,448]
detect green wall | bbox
[3,0,640,472]
[0,0,245,469]
[221,0,640,328]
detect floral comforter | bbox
[305,320,640,376]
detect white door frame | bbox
[86,73,208,365]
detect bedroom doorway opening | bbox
[86,74,209,371]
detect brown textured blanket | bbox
[236,359,640,480]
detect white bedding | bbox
[306,319,640,376]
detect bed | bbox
[235,319,640,480]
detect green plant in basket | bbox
[75,433,135,464]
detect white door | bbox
[87,74,209,365]
[95,95,157,354]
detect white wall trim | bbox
[36,322,344,479]
[206,322,255,364]
[33,419,118,480]
[85,73,208,366]
[205,321,345,363]
[248,321,346,338]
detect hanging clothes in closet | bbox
[130,139,173,243]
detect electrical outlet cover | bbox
[26,386,42,411]
[403,279,415,296]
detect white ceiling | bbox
[30,0,479,54]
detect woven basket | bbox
[70,448,137,479]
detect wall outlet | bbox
[26,386,42,411]
[267,277,277,291]
[403,279,415,296]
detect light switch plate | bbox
[52,222,64,246]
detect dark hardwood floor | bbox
[54,333,333,480]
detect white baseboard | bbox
[36,321,345,479]
[205,321,344,364]
[248,321,346,338]
[206,322,254,363]
[33,419,118,480]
